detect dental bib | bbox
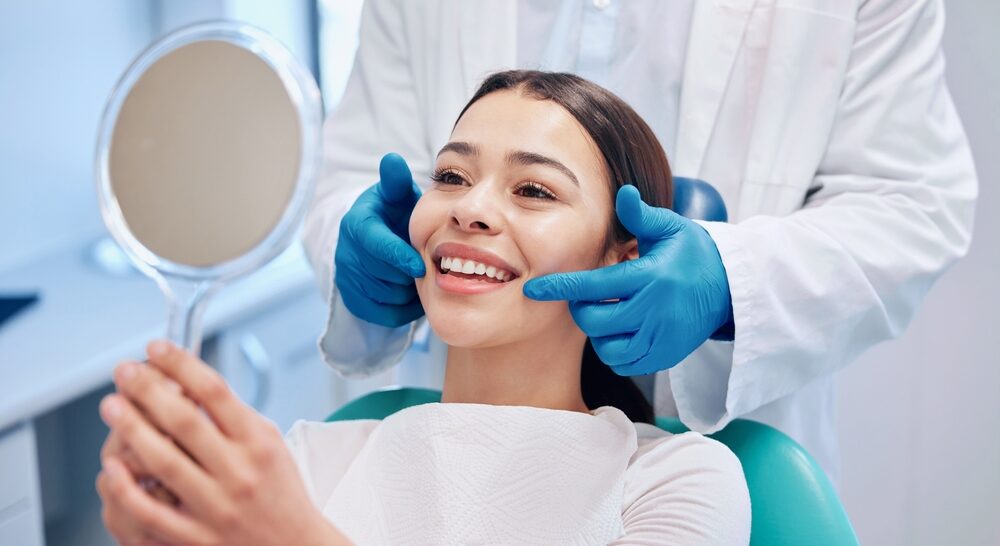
[323,403,637,545]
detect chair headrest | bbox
[673,177,728,222]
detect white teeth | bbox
[440,256,513,281]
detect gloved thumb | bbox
[378,153,419,205]
[615,184,684,241]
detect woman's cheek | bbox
[408,199,435,295]
[408,198,434,256]
[517,216,600,277]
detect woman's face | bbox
[410,90,627,348]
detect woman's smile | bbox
[431,241,522,295]
[434,266,515,295]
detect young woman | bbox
[97,71,750,545]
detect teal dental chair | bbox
[323,179,858,544]
[326,387,859,545]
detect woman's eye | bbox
[430,169,467,186]
[515,181,556,200]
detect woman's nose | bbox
[450,185,503,234]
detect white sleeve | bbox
[301,0,432,377]
[611,432,750,545]
[670,0,977,431]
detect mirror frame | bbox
[94,21,322,284]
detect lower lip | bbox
[434,268,514,295]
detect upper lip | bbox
[432,242,521,278]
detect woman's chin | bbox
[426,318,502,348]
[423,304,514,349]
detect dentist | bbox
[302,0,977,479]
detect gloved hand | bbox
[523,185,734,375]
[335,153,426,328]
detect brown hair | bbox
[456,70,673,424]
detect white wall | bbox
[156,0,317,74]
[0,2,157,271]
[837,2,1000,544]
[0,1,318,275]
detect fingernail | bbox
[101,396,122,423]
[118,362,136,381]
[149,340,170,358]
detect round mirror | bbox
[96,22,322,354]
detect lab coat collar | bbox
[675,0,756,177]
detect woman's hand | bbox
[97,430,159,545]
[98,427,180,544]
[96,340,351,546]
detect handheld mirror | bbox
[96,22,322,355]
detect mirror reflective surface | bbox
[110,40,302,267]
[96,22,321,354]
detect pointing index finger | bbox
[522,259,647,302]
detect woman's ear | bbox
[604,238,639,266]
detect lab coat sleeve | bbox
[301,0,431,378]
[670,0,978,432]
[611,432,751,545]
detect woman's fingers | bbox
[97,467,174,546]
[97,457,216,546]
[96,468,148,545]
[99,394,233,526]
[101,430,146,476]
[145,341,254,440]
[113,360,234,479]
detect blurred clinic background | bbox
[0,1,997,544]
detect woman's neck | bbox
[440,326,590,413]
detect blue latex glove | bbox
[523,185,734,375]
[334,153,426,328]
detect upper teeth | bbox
[440,257,513,281]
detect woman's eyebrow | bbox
[506,150,579,187]
[436,141,579,187]
[437,141,479,157]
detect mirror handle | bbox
[160,278,214,356]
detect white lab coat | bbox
[302,0,977,480]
